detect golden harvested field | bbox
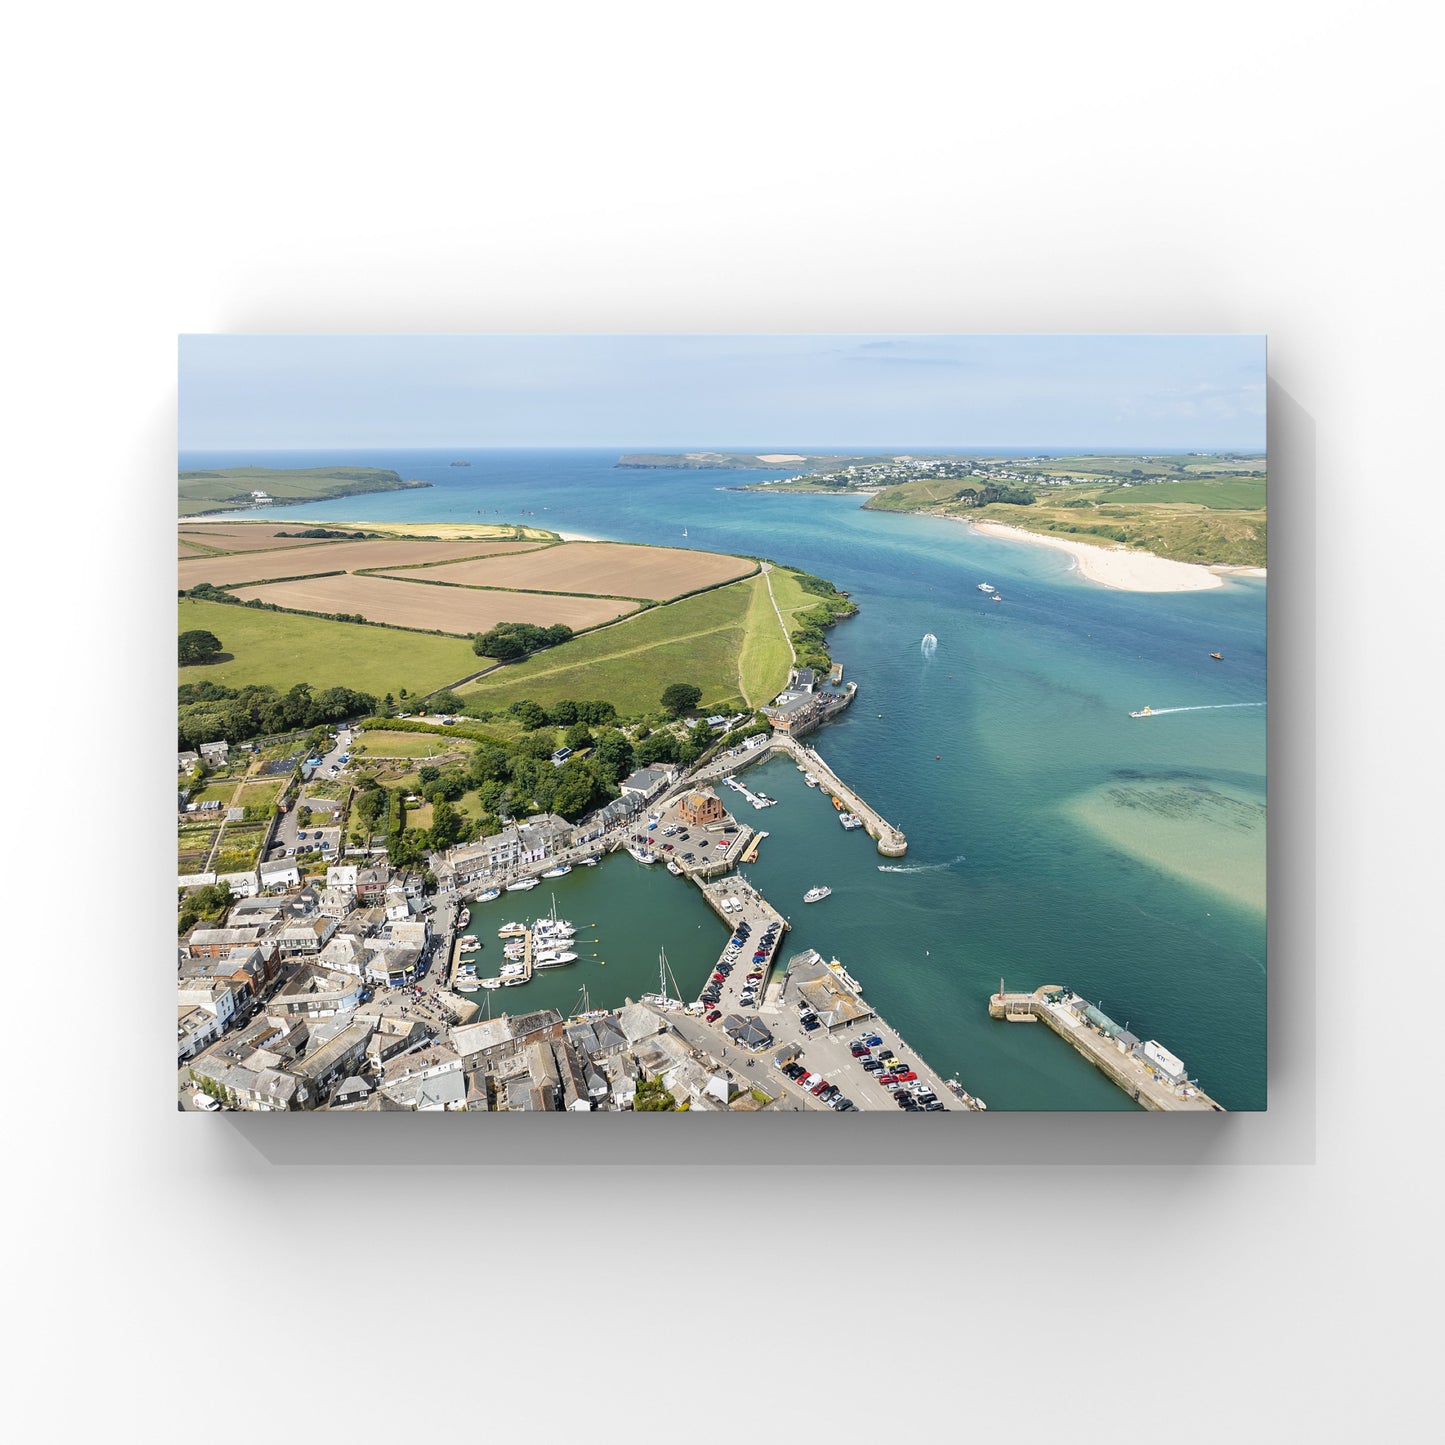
[229,573,639,635]
[374,540,754,600]
[178,538,548,589]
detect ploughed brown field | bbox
[229,573,639,635]
[176,524,351,553]
[372,540,755,600]
[178,538,549,589]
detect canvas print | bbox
[177,335,1266,1113]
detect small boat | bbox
[1129,706,1154,718]
[455,978,481,993]
[540,864,572,878]
[458,936,481,952]
[831,795,845,811]
[506,878,539,891]
[803,886,832,903]
[480,978,504,990]
[839,813,864,830]
[804,773,818,787]
[475,888,501,902]
[502,976,528,987]
[1210,652,1223,660]
[627,846,658,864]
[991,592,1002,602]
[498,922,527,937]
[666,860,683,875]
[683,527,689,537]
[579,855,599,866]
[457,908,471,927]
[534,949,578,968]
[977,583,995,593]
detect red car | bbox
[895,1070,918,1083]
[810,1080,830,1095]
[712,972,725,982]
[705,1009,722,1023]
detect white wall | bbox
[18,5,1433,1443]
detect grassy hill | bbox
[178,466,432,516]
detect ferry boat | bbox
[976,582,995,593]
[839,812,864,830]
[540,864,571,878]
[803,885,832,903]
[475,888,501,902]
[1129,706,1154,718]
[506,878,539,892]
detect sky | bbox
[178,334,1267,451]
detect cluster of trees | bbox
[178,680,378,748]
[660,682,702,718]
[632,1075,677,1111]
[177,881,233,935]
[472,621,573,660]
[179,629,224,665]
[502,697,619,729]
[273,528,370,538]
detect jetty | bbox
[989,985,1224,1112]
[768,734,907,856]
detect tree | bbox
[431,690,462,713]
[418,765,441,785]
[429,799,464,849]
[590,730,634,785]
[660,682,702,718]
[178,629,223,666]
[509,699,548,730]
[562,721,593,751]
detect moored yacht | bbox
[540,864,571,878]
[505,878,539,892]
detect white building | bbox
[1140,1040,1188,1087]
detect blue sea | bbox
[182,447,1267,1110]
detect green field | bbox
[178,467,432,516]
[350,730,475,760]
[178,598,481,696]
[1086,479,1266,509]
[457,576,765,716]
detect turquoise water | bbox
[186,448,1267,1110]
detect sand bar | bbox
[969,520,1229,592]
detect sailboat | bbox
[683,527,688,538]
[640,947,685,1011]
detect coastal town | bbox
[178,654,1213,1114]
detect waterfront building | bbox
[677,788,725,827]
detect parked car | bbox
[862,1035,883,1048]
[802,1018,820,1032]
[896,1071,917,1083]
[705,1009,722,1023]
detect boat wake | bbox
[1135,702,1265,718]
[921,633,938,656]
[878,854,966,874]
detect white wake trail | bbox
[1140,702,1266,717]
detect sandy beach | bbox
[967,519,1259,593]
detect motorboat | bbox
[480,978,504,990]
[458,936,481,952]
[533,949,578,968]
[1210,652,1223,660]
[1129,706,1154,718]
[804,773,818,787]
[803,886,832,903]
[839,812,864,830]
[976,582,995,593]
[498,922,527,937]
[457,908,471,927]
[666,860,683,875]
[502,976,528,987]
[505,878,539,891]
